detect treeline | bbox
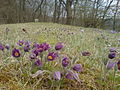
[0,0,120,31]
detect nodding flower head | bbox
[65,72,74,79]
[62,57,69,67]
[55,42,63,50]
[106,61,115,70]
[5,44,10,50]
[53,71,61,80]
[34,59,42,67]
[73,64,82,72]
[82,51,91,56]
[109,48,116,53]
[108,52,116,59]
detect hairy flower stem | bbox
[112,68,116,89]
[100,61,103,82]
[19,60,23,74]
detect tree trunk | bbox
[53,0,57,23]
[66,0,72,25]
[113,0,120,30]
[18,0,22,23]
[56,0,61,23]
[22,0,26,22]
[100,0,113,28]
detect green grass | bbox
[0,22,120,90]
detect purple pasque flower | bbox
[17,40,24,46]
[36,44,44,53]
[65,71,79,80]
[53,71,61,80]
[12,48,20,58]
[32,48,39,56]
[117,39,120,42]
[117,60,120,70]
[5,44,10,50]
[34,43,50,53]
[47,52,57,61]
[82,51,91,56]
[108,52,116,59]
[0,44,4,51]
[29,53,37,59]
[109,48,116,53]
[23,46,30,52]
[110,30,117,34]
[65,72,74,79]
[55,42,63,50]
[33,43,39,48]
[24,41,30,47]
[106,61,115,70]
[42,43,50,51]
[34,58,42,67]
[62,57,69,67]
[72,72,80,81]
[73,64,82,72]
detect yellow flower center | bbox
[65,60,68,63]
[118,64,120,68]
[48,56,53,60]
[19,43,23,46]
[15,52,19,56]
[38,48,42,50]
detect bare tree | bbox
[113,0,120,30]
[0,0,120,31]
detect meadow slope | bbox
[0,23,120,90]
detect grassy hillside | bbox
[0,23,120,90]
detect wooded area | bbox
[0,0,120,31]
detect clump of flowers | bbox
[105,48,120,71]
[10,40,82,82]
